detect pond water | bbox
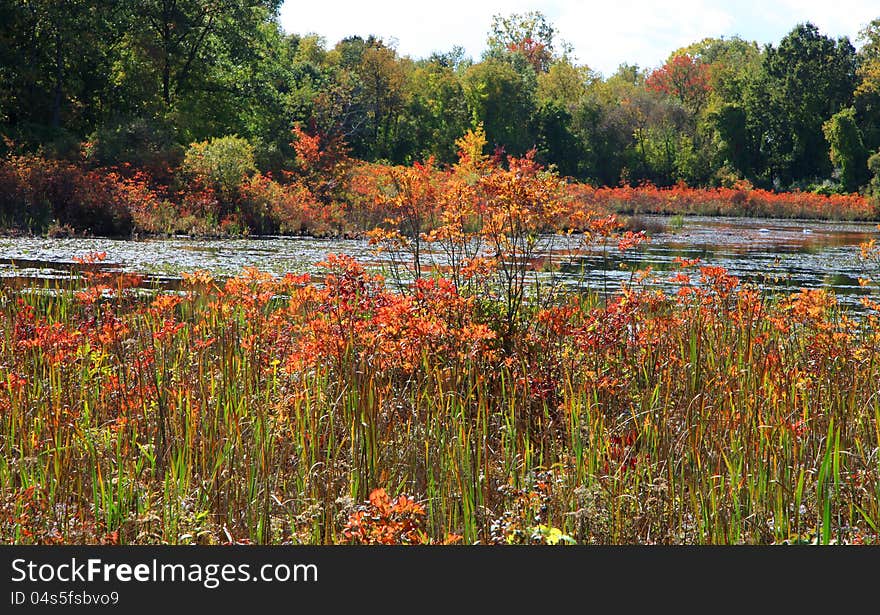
[551,216,879,308]
[0,215,877,309]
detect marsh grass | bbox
[0,253,877,545]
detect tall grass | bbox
[0,252,878,545]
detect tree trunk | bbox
[51,28,63,128]
[163,23,171,105]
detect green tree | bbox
[759,23,857,186]
[582,64,648,184]
[531,101,585,177]
[867,150,880,196]
[537,59,598,112]
[823,106,869,191]
[129,1,282,108]
[855,19,880,156]
[327,37,410,161]
[400,59,471,163]
[0,0,128,141]
[462,59,537,156]
[676,37,763,184]
[710,103,752,178]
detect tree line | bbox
[3,3,880,195]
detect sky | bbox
[278,0,879,77]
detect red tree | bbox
[646,54,711,114]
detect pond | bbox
[550,215,879,308]
[0,215,877,309]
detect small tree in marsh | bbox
[476,150,565,340]
[367,158,442,281]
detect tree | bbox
[646,54,711,116]
[855,18,880,155]
[462,60,537,156]
[673,37,763,184]
[622,88,689,184]
[674,37,762,104]
[328,37,410,161]
[531,101,585,178]
[358,42,409,160]
[427,46,471,72]
[868,150,880,196]
[0,0,128,139]
[537,59,598,113]
[711,103,752,178]
[532,58,599,178]
[582,64,648,184]
[128,1,282,108]
[486,11,559,74]
[822,107,869,191]
[760,23,857,185]
[401,60,471,163]
[858,18,880,59]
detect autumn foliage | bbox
[646,54,712,113]
[569,180,876,221]
[342,489,429,545]
[1,117,878,239]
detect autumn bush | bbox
[572,180,877,221]
[0,154,135,235]
[0,156,31,227]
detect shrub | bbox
[237,173,282,234]
[180,135,256,196]
[63,169,134,236]
[0,155,136,235]
[341,488,429,545]
[0,156,29,227]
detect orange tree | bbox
[475,150,565,340]
[367,158,442,281]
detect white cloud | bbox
[277,1,879,76]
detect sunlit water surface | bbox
[0,215,877,309]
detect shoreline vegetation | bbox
[1,128,877,243]
[5,8,880,241]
